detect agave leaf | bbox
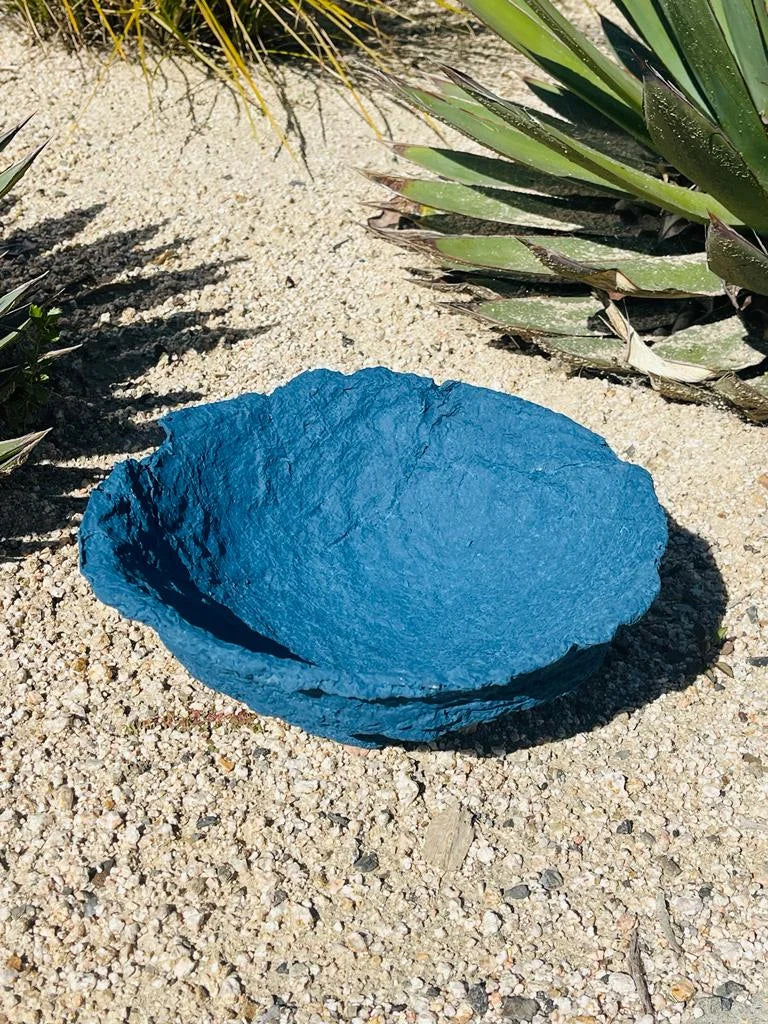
[647,374,709,403]
[439,67,741,225]
[453,294,608,335]
[652,318,767,373]
[519,237,721,297]
[652,0,768,191]
[706,216,768,296]
[604,302,716,381]
[0,115,34,154]
[414,232,722,296]
[386,78,628,192]
[712,370,768,421]
[0,144,45,201]
[643,70,768,231]
[708,0,768,117]
[613,0,707,108]
[461,0,642,107]
[0,428,50,473]
[537,333,631,371]
[366,173,627,232]
[513,0,645,110]
[392,144,612,197]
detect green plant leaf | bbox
[0,275,44,317]
[652,318,767,373]
[652,0,768,190]
[536,332,631,371]
[460,0,649,138]
[414,232,722,296]
[366,172,624,231]
[453,294,608,335]
[708,0,768,117]
[439,68,741,224]
[706,216,768,295]
[385,78,629,191]
[0,143,45,200]
[391,144,610,196]
[0,428,50,474]
[613,0,707,108]
[0,115,34,154]
[643,69,768,231]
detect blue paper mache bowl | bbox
[79,366,668,746]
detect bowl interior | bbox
[140,369,665,687]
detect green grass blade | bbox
[0,275,44,317]
[652,0,768,190]
[644,70,768,231]
[706,216,768,296]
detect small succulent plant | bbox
[367,0,768,421]
[1,117,69,473]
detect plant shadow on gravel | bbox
[0,204,260,560]
[436,517,728,755]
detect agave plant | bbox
[366,0,768,420]
[1,117,67,473]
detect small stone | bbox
[616,819,633,834]
[467,983,488,1015]
[216,863,237,884]
[173,957,195,979]
[699,996,731,1014]
[353,851,379,873]
[5,955,22,972]
[57,786,75,811]
[218,755,235,772]
[500,995,540,1021]
[196,815,220,830]
[669,978,696,1002]
[395,772,420,807]
[0,966,18,987]
[657,855,682,877]
[607,972,635,996]
[218,974,241,1000]
[480,911,502,937]
[345,931,369,952]
[715,981,746,998]
[503,884,530,902]
[539,868,563,890]
[423,805,474,873]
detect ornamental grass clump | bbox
[367,0,768,420]
[6,0,412,133]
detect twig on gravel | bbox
[628,922,656,1020]
[655,889,683,958]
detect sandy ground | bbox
[0,11,767,1024]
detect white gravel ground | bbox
[1,12,767,1024]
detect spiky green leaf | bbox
[454,294,608,335]
[0,429,50,473]
[652,318,767,373]
[643,70,768,231]
[706,217,768,296]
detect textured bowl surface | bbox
[79,366,668,745]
